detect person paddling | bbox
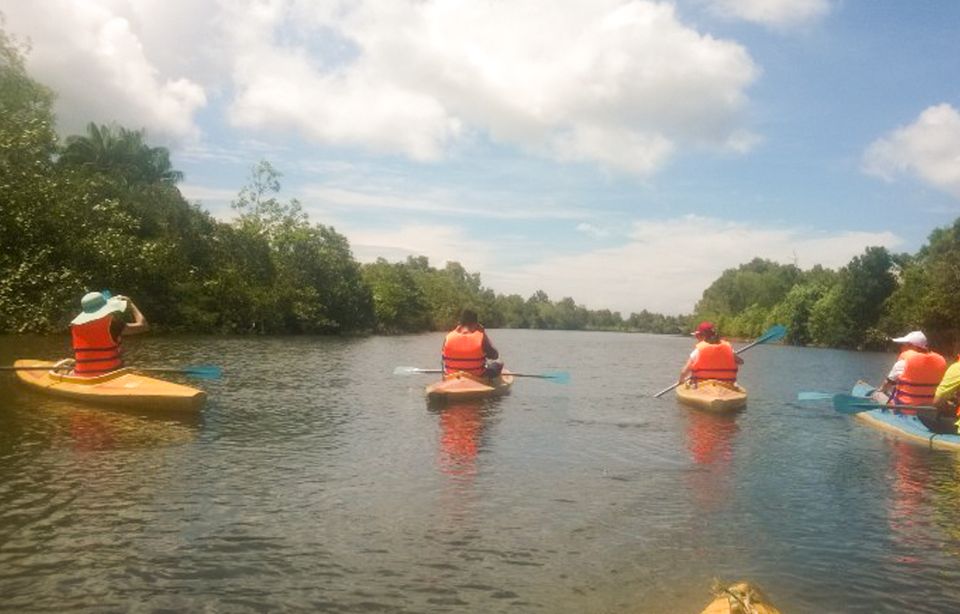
[879,331,946,407]
[678,321,742,386]
[65,291,149,377]
[442,309,503,379]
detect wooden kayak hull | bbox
[425,371,514,401]
[700,581,781,614]
[676,380,747,413]
[14,359,206,413]
[851,380,960,451]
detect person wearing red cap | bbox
[879,330,946,406]
[678,321,743,386]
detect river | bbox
[2,330,960,612]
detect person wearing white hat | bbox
[68,291,148,377]
[879,330,946,406]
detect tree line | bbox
[0,26,684,336]
[4,23,960,349]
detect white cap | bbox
[891,330,928,348]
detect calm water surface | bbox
[2,330,960,612]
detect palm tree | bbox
[59,122,184,185]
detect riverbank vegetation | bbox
[2,25,959,349]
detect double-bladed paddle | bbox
[0,364,223,380]
[831,394,938,416]
[653,324,787,398]
[393,366,570,384]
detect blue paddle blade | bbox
[541,371,570,384]
[181,365,222,380]
[797,391,835,401]
[759,324,787,343]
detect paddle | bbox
[831,394,939,417]
[653,324,787,398]
[393,366,570,384]
[797,391,836,401]
[0,364,223,380]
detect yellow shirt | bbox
[934,362,960,403]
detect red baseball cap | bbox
[692,321,716,336]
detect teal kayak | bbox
[851,381,960,451]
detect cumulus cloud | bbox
[1,0,208,141]
[700,0,831,29]
[862,104,960,199]
[225,0,759,174]
[486,216,902,314]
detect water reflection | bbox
[682,409,741,513]
[886,441,932,565]
[11,395,199,452]
[430,400,503,481]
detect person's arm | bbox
[879,359,905,395]
[482,333,499,360]
[678,349,697,384]
[118,297,149,335]
[934,364,960,409]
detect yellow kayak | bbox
[676,380,748,412]
[14,359,206,413]
[700,581,781,614]
[425,370,514,401]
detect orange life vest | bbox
[442,327,486,376]
[71,316,123,376]
[891,349,946,406]
[691,341,738,383]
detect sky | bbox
[2,0,959,315]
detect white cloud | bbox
[1,0,208,141]
[225,0,759,174]
[346,223,495,275]
[700,0,830,29]
[486,216,902,314]
[862,104,960,199]
[300,184,585,220]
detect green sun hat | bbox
[70,290,128,326]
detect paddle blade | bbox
[181,365,222,380]
[393,366,442,376]
[540,371,570,384]
[797,391,835,401]
[833,394,884,414]
[757,324,787,344]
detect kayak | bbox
[676,380,747,412]
[700,581,781,614]
[425,370,514,401]
[850,380,960,451]
[14,359,206,413]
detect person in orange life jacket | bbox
[677,321,743,386]
[442,309,503,379]
[67,291,148,377]
[879,330,946,406]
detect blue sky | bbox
[3,0,959,314]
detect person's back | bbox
[892,348,947,406]
[69,291,148,377]
[679,321,741,385]
[882,331,946,406]
[442,309,503,379]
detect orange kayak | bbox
[14,359,206,412]
[700,581,781,614]
[676,380,748,413]
[425,370,514,401]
